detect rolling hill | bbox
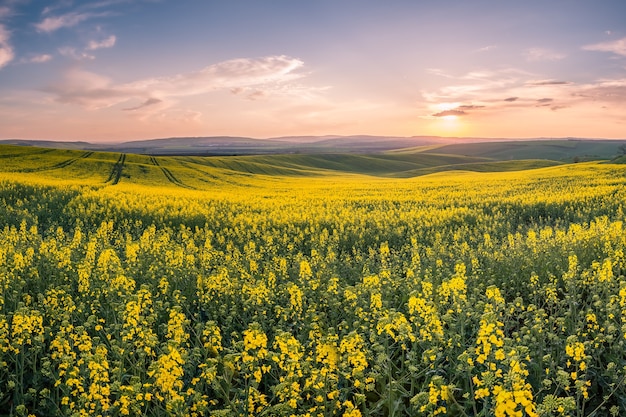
[2,137,623,192]
[2,136,625,159]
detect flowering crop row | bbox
[0,161,626,416]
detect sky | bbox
[1,0,626,142]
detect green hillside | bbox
[1,141,618,191]
[411,139,625,161]
[0,144,566,187]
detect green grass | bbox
[411,140,624,161]
[607,155,626,164]
[0,143,601,190]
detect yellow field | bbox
[1,146,626,416]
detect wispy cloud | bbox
[24,54,53,64]
[123,97,163,111]
[45,55,308,112]
[458,104,485,110]
[574,78,626,104]
[475,45,497,53]
[536,98,553,104]
[87,35,116,50]
[421,67,626,120]
[35,12,99,33]
[0,25,14,69]
[0,6,13,19]
[524,47,566,61]
[59,46,95,61]
[431,104,484,118]
[57,34,117,61]
[527,80,570,86]
[583,37,626,57]
[432,109,467,117]
[423,68,525,104]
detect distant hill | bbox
[107,135,453,155]
[0,139,95,150]
[1,136,625,160]
[391,139,626,162]
[0,135,445,155]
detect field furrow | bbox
[150,156,196,189]
[15,151,94,173]
[106,153,126,184]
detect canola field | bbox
[1,146,626,416]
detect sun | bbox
[425,102,468,136]
[433,113,465,135]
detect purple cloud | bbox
[432,109,467,117]
[528,80,570,86]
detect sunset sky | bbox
[1,0,625,142]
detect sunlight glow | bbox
[428,111,465,136]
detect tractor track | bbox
[17,151,94,173]
[150,156,195,189]
[0,148,55,159]
[106,153,126,185]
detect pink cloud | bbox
[583,37,626,57]
[35,12,104,33]
[28,54,53,64]
[524,47,566,61]
[0,25,14,69]
[45,55,307,110]
[87,35,116,50]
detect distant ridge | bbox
[1,135,625,158]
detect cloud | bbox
[45,55,307,111]
[123,97,162,111]
[421,68,526,104]
[420,67,626,119]
[58,35,116,60]
[87,35,116,50]
[59,46,95,60]
[231,87,267,100]
[573,78,626,104]
[431,103,485,117]
[432,109,467,117]
[475,45,497,53]
[45,68,132,108]
[457,105,484,110]
[0,6,12,19]
[0,25,14,69]
[127,55,304,97]
[426,68,456,79]
[524,47,566,61]
[25,54,53,64]
[528,80,570,86]
[35,12,103,33]
[583,37,626,57]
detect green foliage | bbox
[1,148,626,415]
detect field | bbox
[1,144,626,416]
